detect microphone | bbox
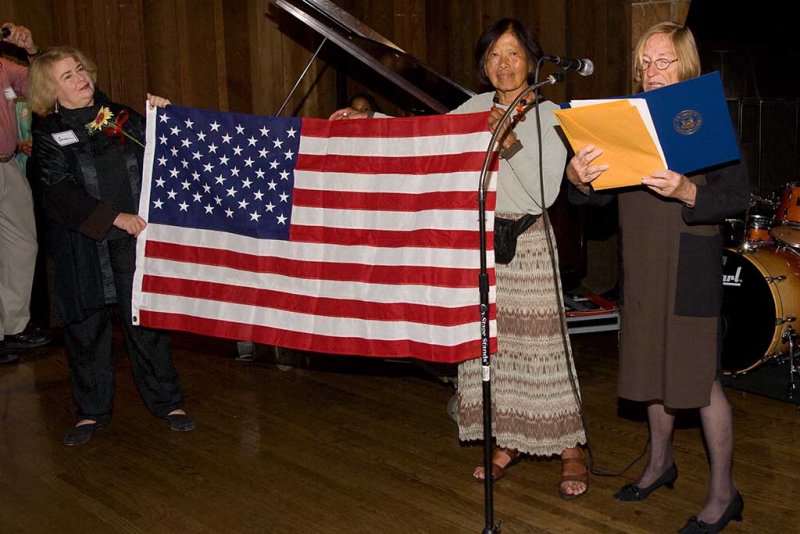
[543,55,594,76]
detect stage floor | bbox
[0,329,795,533]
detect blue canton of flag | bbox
[147,105,302,240]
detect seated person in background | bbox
[348,92,378,115]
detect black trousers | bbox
[64,237,183,423]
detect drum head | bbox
[721,250,777,373]
[770,225,800,248]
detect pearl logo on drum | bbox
[723,266,743,287]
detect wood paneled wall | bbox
[2,0,690,117]
[2,0,151,111]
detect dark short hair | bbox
[474,18,543,90]
[348,92,378,113]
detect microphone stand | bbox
[477,74,560,534]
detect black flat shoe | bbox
[2,326,51,350]
[166,413,196,432]
[0,351,19,365]
[678,492,744,533]
[614,463,678,501]
[63,422,102,446]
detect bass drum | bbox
[721,246,800,375]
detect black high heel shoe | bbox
[614,463,678,501]
[678,492,744,533]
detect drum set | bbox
[721,183,800,396]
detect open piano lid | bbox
[274,0,474,114]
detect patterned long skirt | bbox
[457,215,586,456]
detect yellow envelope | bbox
[553,100,666,190]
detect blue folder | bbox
[644,72,739,174]
[563,72,740,175]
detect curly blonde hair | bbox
[27,46,97,116]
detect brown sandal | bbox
[472,447,521,482]
[559,446,588,499]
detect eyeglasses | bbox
[638,58,678,71]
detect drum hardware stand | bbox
[783,244,800,258]
[781,326,799,399]
[774,318,796,367]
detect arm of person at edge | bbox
[34,92,172,239]
[1,22,39,56]
[2,23,37,155]
[565,143,750,220]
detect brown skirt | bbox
[457,216,586,456]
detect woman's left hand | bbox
[642,169,697,207]
[488,106,517,150]
[146,93,171,109]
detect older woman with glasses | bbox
[566,22,749,533]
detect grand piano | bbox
[274,0,473,114]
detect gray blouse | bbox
[450,92,568,215]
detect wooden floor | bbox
[1,328,798,533]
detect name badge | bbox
[52,130,80,146]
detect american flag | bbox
[132,104,498,363]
